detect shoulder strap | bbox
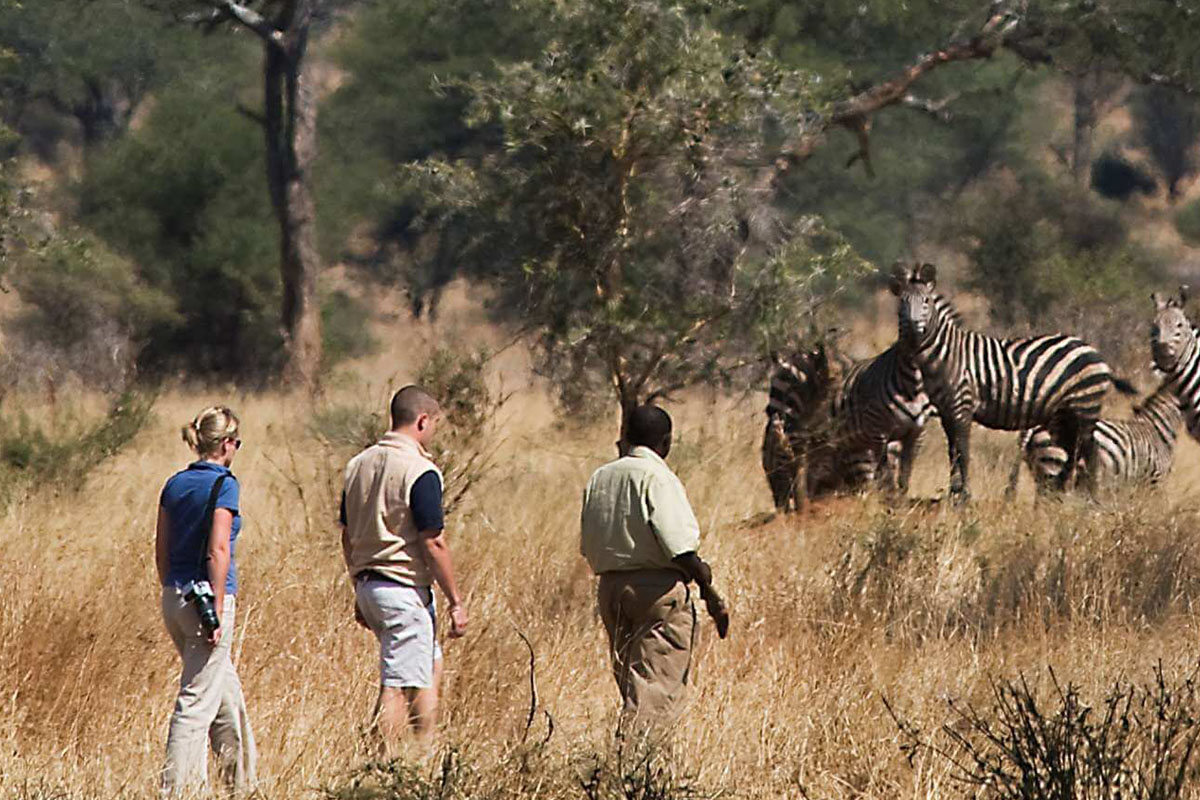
[196,473,232,576]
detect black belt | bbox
[357,569,402,585]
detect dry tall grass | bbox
[6,343,1200,798]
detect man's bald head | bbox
[625,404,673,457]
[390,385,440,430]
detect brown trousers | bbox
[598,570,697,729]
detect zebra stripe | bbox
[1151,290,1200,441]
[829,344,933,492]
[761,342,933,506]
[892,262,1131,498]
[762,344,832,512]
[1018,383,1182,490]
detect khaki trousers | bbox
[161,589,257,798]
[598,570,697,730]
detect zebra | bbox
[1013,381,1183,492]
[762,342,834,512]
[891,262,1137,500]
[828,343,934,496]
[761,340,933,509]
[1150,288,1200,441]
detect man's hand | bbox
[702,589,730,639]
[448,603,469,638]
[354,601,370,630]
[206,625,223,647]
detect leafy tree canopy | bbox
[406,0,869,428]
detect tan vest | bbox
[342,432,443,587]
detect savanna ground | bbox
[5,291,1200,799]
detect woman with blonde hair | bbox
[155,406,257,796]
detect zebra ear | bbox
[888,262,908,296]
[915,262,937,286]
[1153,292,1168,311]
[1180,285,1190,306]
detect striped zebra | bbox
[762,341,932,508]
[828,343,934,495]
[762,343,834,512]
[1150,288,1200,440]
[891,263,1136,499]
[1013,381,1182,492]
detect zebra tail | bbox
[1111,376,1139,396]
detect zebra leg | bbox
[790,449,805,513]
[1074,419,1099,497]
[942,414,972,501]
[897,428,922,497]
[1054,416,1082,492]
[873,436,896,494]
[1004,434,1024,500]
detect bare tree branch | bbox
[900,91,960,122]
[199,0,285,49]
[757,7,1022,189]
[235,103,266,127]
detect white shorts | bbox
[355,577,443,689]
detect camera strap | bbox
[195,472,232,580]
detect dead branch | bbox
[235,103,267,127]
[757,6,1022,191]
[199,0,286,48]
[900,92,960,122]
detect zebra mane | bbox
[933,291,964,327]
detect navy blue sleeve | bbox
[410,470,444,534]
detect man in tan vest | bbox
[340,385,469,745]
[580,404,729,733]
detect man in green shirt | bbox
[580,404,729,730]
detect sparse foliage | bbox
[416,347,507,514]
[890,664,1200,800]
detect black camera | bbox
[183,580,220,635]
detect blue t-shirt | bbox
[161,461,242,595]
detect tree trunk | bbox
[1071,75,1096,184]
[616,384,638,457]
[263,20,322,390]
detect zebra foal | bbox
[1014,382,1183,492]
[891,262,1136,500]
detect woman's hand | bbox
[206,625,223,647]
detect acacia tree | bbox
[407,0,877,442]
[158,0,329,388]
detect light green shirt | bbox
[580,446,702,574]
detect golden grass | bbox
[6,363,1200,798]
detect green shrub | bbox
[321,290,378,370]
[1175,197,1200,245]
[0,390,155,501]
[314,347,507,515]
[416,347,507,514]
[6,232,176,390]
